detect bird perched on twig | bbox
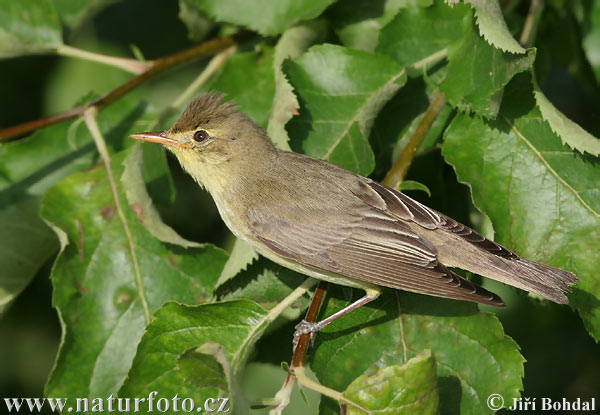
[131,92,578,339]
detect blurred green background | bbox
[1,0,599,413]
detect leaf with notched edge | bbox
[0,0,62,58]
[0,97,160,311]
[377,0,472,67]
[41,147,228,400]
[285,44,407,176]
[314,290,523,415]
[451,0,526,54]
[443,73,600,341]
[440,22,535,117]
[120,300,269,415]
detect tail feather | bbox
[515,259,578,304]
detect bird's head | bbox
[130,92,275,187]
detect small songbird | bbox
[131,92,578,337]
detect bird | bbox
[130,92,578,338]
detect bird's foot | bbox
[292,319,320,351]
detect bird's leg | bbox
[293,287,382,350]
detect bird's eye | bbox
[193,130,209,142]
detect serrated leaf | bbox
[534,88,600,156]
[442,73,600,341]
[285,44,407,175]
[0,0,63,57]
[449,0,526,54]
[440,23,535,117]
[0,98,156,309]
[267,21,328,151]
[377,0,472,67]
[208,47,276,130]
[313,290,523,415]
[216,237,258,288]
[122,144,200,247]
[41,147,228,400]
[119,300,267,411]
[343,349,439,415]
[189,0,336,36]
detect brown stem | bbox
[0,31,252,142]
[520,0,544,48]
[291,280,328,369]
[274,280,328,411]
[382,92,447,188]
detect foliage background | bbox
[1,0,600,414]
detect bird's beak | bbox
[129,131,189,148]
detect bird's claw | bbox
[292,319,319,351]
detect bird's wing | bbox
[246,189,503,306]
[361,180,578,303]
[363,181,518,259]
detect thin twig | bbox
[272,49,450,414]
[55,44,151,74]
[382,92,447,188]
[173,45,238,108]
[520,0,545,48]
[271,281,328,415]
[0,31,252,142]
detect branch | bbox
[520,0,545,48]
[0,31,252,142]
[382,92,447,188]
[271,281,328,415]
[55,44,151,74]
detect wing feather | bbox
[247,201,503,306]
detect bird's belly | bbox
[252,243,377,292]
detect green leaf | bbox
[178,0,214,41]
[327,0,410,51]
[442,73,600,341]
[267,21,328,151]
[218,257,309,317]
[122,144,199,247]
[440,23,535,117]
[377,0,472,67]
[449,0,526,54]
[369,75,450,179]
[285,44,407,175]
[41,147,228,400]
[119,300,268,412]
[0,98,155,308]
[209,47,276,130]
[313,290,523,415]
[52,0,115,29]
[534,88,600,157]
[582,0,600,83]
[0,0,63,57]
[0,198,58,310]
[216,238,258,288]
[397,180,432,197]
[189,0,336,36]
[343,349,439,415]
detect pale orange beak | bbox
[129,131,189,148]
